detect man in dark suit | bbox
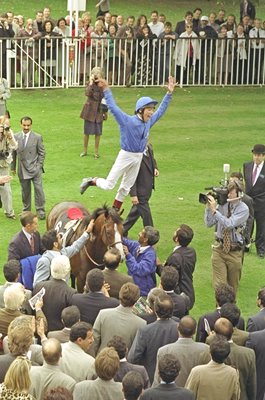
[243,144,265,258]
[107,335,150,389]
[247,287,265,332]
[11,116,46,220]
[33,255,76,331]
[160,266,188,318]
[8,211,44,260]
[123,144,158,236]
[157,224,196,311]
[240,0,256,22]
[47,305,80,343]
[246,328,265,400]
[127,293,179,383]
[175,11,193,36]
[196,283,245,343]
[103,248,133,300]
[141,354,194,400]
[71,268,119,326]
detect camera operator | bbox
[0,121,17,219]
[204,181,249,294]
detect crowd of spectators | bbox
[0,3,265,87]
[0,205,264,399]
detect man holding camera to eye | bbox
[0,121,17,219]
[204,181,249,294]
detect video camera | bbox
[0,150,10,161]
[199,164,230,206]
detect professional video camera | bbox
[199,164,230,206]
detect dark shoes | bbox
[38,213,46,220]
[80,177,94,195]
[258,252,265,259]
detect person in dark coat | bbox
[123,143,158,236]
[80,67,108,158]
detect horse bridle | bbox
[82,219,123,267]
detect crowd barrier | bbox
[1,36,264,88]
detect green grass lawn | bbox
[2,85,265,324]
[2,0,265,25]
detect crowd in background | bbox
[0,2,265,87]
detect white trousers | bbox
[96,149,143,202]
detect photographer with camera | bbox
[204,181,249,294]
[0,121,17,219]
[80,67,108,159]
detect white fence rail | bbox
[1,36,265,88]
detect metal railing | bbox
[1,36,264,88]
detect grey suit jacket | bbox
[12,131,45,179]
[102,268,133,299]
[93,305,146,355]
[141,383,195,400]
[247,308,265,332]
[246,329,265,400]
[29,363,76,400]
[47,327,70,343]
[73,378,123,400]
[153,338,209,388]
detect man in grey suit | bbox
[247,287,265,332]
[152,316,209,387]
[93,283,146,355]
[29,338,76,399]
[12,116,46,219]
[246,328,265,400]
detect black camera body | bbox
[199,186,228,206]
[0,150,10,160]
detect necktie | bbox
[222,204,231,253]
[252,164,258,185]
[30,235,35,254]
[22,135,27,148]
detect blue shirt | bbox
[123,238,156,296]
[104,89,172,153]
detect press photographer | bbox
[204,181,249,294]
[0,121,17,219]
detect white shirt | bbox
[148,21,164,37]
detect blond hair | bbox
[4,356,31,393]
[4,283,25,310]
[8,316,34,355]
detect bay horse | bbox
[46,201,124,292]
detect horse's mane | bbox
[91,204,123,224]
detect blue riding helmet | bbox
[135,97,158,113]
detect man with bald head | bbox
[103,248,133,299]
[29,338,76,399]
[202,318,256,400]
[153,316,209,387]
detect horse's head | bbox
[92,205,125,260]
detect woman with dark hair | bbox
[135,25,156,85]
[134,15,151,36]
[40,20,62,86]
